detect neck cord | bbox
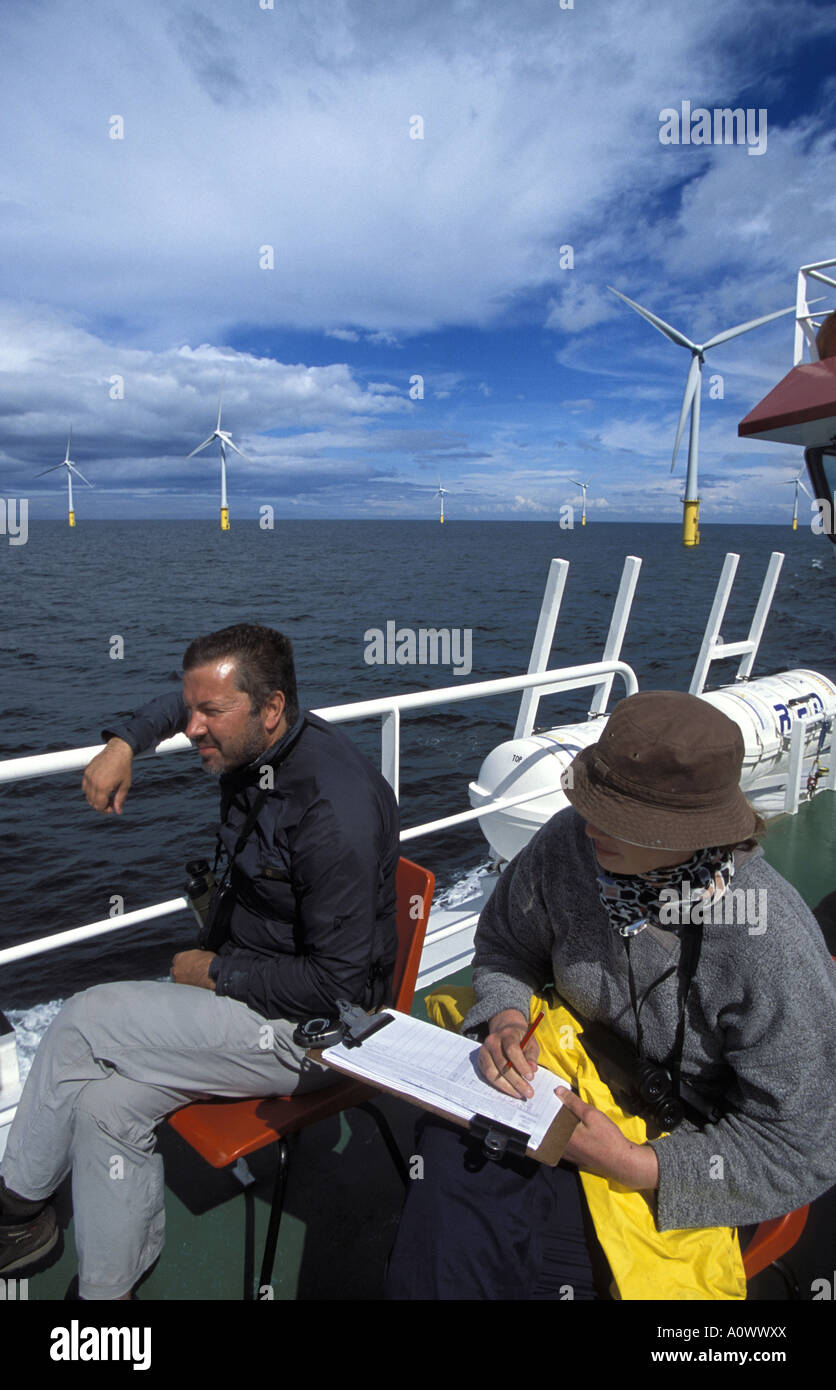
[623,922,704,1084]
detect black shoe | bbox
[0,1175,50,1223]
[0,1205,58,1275]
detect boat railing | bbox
[0,659,639,969]
[794,256,836,364]
[688,552,784,695]
[785,711,836,814]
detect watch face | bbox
[293,1016,344,1048]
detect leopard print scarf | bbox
[595,846,734,936]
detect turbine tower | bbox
[435,480,448,524]
[784,471,812,531]
[569,477,591,527]
[37,430,92,526]
[609,287,795,548]
[188,385,250,530]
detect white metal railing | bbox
[0,659,639,968]
[784,713,836,814]
[794,256,836,364]
[689,551,784,695]
[0,899,189,968]
[515,555,642,738]
[0,661,637,796]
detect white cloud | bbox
[1,1,832,522]
[0,303,408,488]
[545,282,623,334]
[3,0,831,345]
[511,495,547,513]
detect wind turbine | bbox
[609,286,796,547]
[188,385,250,530]
[37,430,92,527]
[569,476,591,527]
[784,471,812,531]
[435,480,448,524]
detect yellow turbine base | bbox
[440,516,444,524]
[68,511,76,528]
[581,515,586,526]
[682,500,700,547]
[792,517,798,531]
[221,508,230,531]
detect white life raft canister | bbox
[468,670,836,862]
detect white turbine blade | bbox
[608,286,696,351]
[65,428,73,462]
[188,436,216,458]
[702,305,796,351]
[68,462,93,486]
[671,355,701,470]
[216,385,224,433]
[224,439,252,463]
[36,463,65,477]
[797,476,813,499]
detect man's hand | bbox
[171,950,217,991]
[556,1086,660,1190]
[82,738,134,815]
[478,1009,541,1099]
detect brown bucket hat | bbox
[564,691,757,850]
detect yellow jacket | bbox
[426,986,746,1301]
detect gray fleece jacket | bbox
[465,807,836,1232]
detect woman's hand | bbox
[478,1009,541,1099]
[556,1087,660,1189]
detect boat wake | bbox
[6,1001,64,1084]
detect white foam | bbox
[433,861,494,909]
[6,1001,65,1083]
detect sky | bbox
[1,0,835,523]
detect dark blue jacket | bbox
[105,693,400,1021]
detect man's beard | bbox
[196,718,270,777]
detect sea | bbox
[0,520,833,1072]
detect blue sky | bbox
[1,0,835,522]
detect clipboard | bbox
[309,1007,578,1166]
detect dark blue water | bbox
[0,521,832,1011]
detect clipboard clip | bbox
[335,999,394,1049]
[469,1114,531,1162]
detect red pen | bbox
[501,1010,544,1074]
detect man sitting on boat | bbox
[0,623,399,1299]
[386,691,836,1300]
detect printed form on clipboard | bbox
[319,1008,577,1161]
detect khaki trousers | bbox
[0,980,333,1298]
